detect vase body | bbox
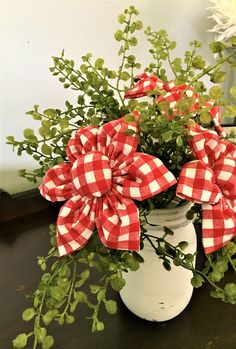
[120,204,197,322]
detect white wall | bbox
[0,0,214,194]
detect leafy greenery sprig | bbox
[13,224,143,349]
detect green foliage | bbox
[22,308,35,321]
[8,5,236,348]
[209,85,224,100]
[12,225,143,348]
[200,241,236,304]
[12,334,28,348]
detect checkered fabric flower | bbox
[176,124,236,254]
[124,72,164,98]
[40,117,177,256]
[125,72,225,136]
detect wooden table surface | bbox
[0,193,235,349]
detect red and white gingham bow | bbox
[176,125,236,254]
[125,72,225,136]
[40,117,176,256]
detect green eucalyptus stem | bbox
[116,15,132,106]
[35,109,81,124]
[142,232,225,293]
[32,258,75,349]
[226,251,236,273]
[58,57,117,116]
[42,248,56,261]
[85,59,122,92]
[35,130,75,145]
[129,65,135,89]
[192,47,236,83]
[32,264,61,349]
[163,42,178,78]
[185,49,196,80]
[61,260,77,318]
[142,232,186,259]
[91,278,109,331]
[194,269,225,293]
[161,46,236,115]
[54,65,80,91]
[20,147,52,160]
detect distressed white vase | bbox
[120,203,197,322]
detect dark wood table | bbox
[0,191,235,349]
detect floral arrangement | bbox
[7,6,236,349]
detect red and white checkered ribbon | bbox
[40,117,177,256]
[176,125,236,253]
[125,73,225,136]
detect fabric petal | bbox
[124,72,163,99]
[220,139,236,159]
[176,160,222,204]
[213,156,236,199]
[113,153,176,201]
[97,117,138,167]
[202,198,236,254]
[39,164,76,202]
[66,126,99,162]
[96,189,140,251]
[56,196,96,256]
[188,126,222,165]
[207,103,226,137]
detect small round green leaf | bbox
[59,265,71,278]
[114,29,123,41]
[210,71,226,83]
[178,241,188,250]
[38,327,47,343]
[120,71,130,81]
[65,314,75,324]
[224,283,236,298]
[118,14,126,24]
[12,333,28,348]
[209,270,223,282]
[42,335,54,349]
[96,321,104,332]
[125,254,140,271]
[105,300,117,315]
[42,310,54,325]
[43,109,57,119]
[6,136,15,143]
[23,128,37,140]
[164,226,174,236]
[191,273,204,288]
[41,143,52,156]
[22,308,35,321]
[209,86,223,100]
[209,41,225,53]
[110,277,126,291]
[50,286,65,302]
[163,261,171,271]
[134,20,143,30]
[80,269,90,280]
[176,136,183,147]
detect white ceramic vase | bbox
[120,203,197,322]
